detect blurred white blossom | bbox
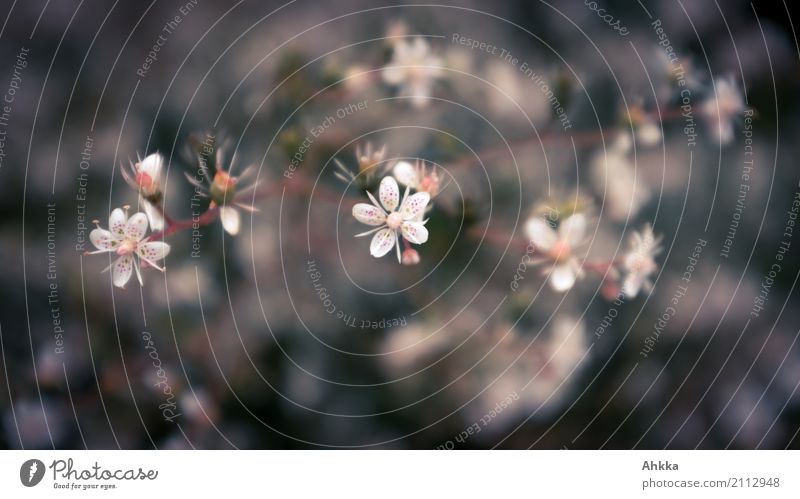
[621,223,661,298]
[525,212,587,292]
[382,37,443,108]
[591,134,650,221]
[700,77,745,144]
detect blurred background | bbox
[1,0,799,449]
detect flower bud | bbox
[418,172,440,197]
[135,171,159,197]
[210,171,237,206]
[401,248,420,265]
[356,143,385,175]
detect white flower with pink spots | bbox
[352,176,430,262]
[88,207,170,288]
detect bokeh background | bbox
[1,0,800,449]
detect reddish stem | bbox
[148,206,220,241]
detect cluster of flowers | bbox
[88,25,746,301]
[87,147,256,288]
[524,208,661,298]
[343,141,661,300]
[377,27,745,146]
[342,146,441,265]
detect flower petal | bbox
[382,65,405,85]
[143,201,164,231]
[89,228,117,251]
[393,161,419,188]
[558,213,587,247]
[400,191,430,220]
[525,218,556,251]
[109,208,127,238]
[401,221,428,244]
[369,228,396,258]
[352,203,387,226]
[410,37,431,60]
[220,206,240,235]
[137,241,170,262]
[125,212,149,241]
[112,255,134,288]
[379,176,400,211]
[622,274,643,298]
[138,153,163,180]
[408,82,432,108]
[549,263,577,292]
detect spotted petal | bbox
[369,228,396,258]
[558,213,587,247]
[379,176,400,211]
[401,221,428,244]
[137,241,170,263]
[549,263,577,292]
[220,206,240,235]
[89,228,117,251]
[125,212,149,242]
[112,255,134,288]
[525,218,556,251]
[109,208,127,238]
[399,191,430,221]
[352,203,387,226]
[393,161,419,188]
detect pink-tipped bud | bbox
[401,248,420,265]
[418,172,440,197]
[135,171,157,197]
[210,171,237,206]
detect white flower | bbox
[352,176,430,262]
[636,119,662,146]
[700,77,745,144]
[626,104,662,147]
[590,134,650,220]
[621,224,661,298]
[121,153,165,230]
[382,37,443,108]
[88,207,170,288]
[525,213,587,292]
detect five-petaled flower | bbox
[382,37,443,108]
[621,223,661,298]
[352,176,430,262]
[87,206,171,288]
[525,213,588,292]
[121,153,166,230]
[185,148,257,236]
